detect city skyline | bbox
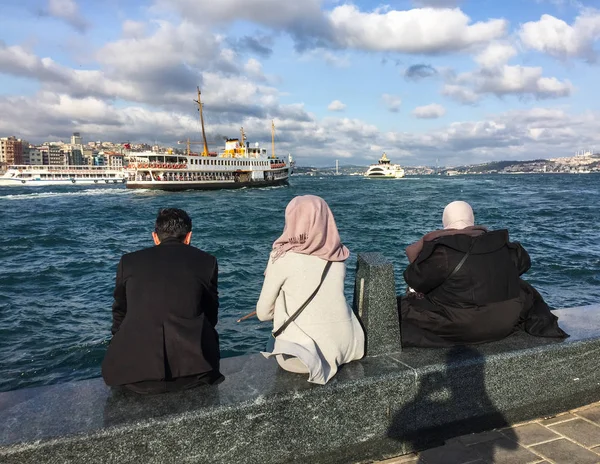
[1,0,599,166]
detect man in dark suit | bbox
[102,208,223,394]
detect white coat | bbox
[256,252,365,384]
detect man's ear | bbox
[183,231,192,245]
[152,232,161,245]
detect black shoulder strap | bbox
[272,260,333,338]
[429,237,477,294]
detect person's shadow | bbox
[388,346,519,462]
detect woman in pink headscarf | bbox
[256,195,365,384]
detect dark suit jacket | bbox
[101,237,220,386]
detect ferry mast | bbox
[194,87,210,157]
[271,120,275,159]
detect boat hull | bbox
[0,178,126,186]
[126,177,289,191]
[364,175,405,179]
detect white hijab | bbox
[442,201,475,230]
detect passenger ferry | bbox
[125,88,291,191]
[364,153,405,178]
[0,165,127,186]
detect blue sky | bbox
[0,0,599,166]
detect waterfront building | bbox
[97,151,124,168]
[23,146,42,165]
[82,147,95,165]
[47,144,67,165]
[92,153,107,166]
[0,136,25,165]
[71,132,82,146]
[68,147,84,165]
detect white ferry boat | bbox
[0,165,127,186]
[125,88,291,191]
[364,153,405,179]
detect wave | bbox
[0,188,128,201]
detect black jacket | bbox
[399,229,567,347]
[101,238,220,386]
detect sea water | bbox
[1,174,599,391]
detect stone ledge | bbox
[1,305,600,464]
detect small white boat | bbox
[364,153,405,178]
[0,164,127,186]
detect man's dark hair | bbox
[154,208,192,242]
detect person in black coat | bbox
[398,201,568,348]
[102,208,223,394]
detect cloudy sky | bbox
[0,0,599,166]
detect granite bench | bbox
[1,253,600,464]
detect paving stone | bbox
[540,413,578,426]
[501,423,561,446]
[449,430,505,446]
[577,405,600,425]
[469,437,542,464]
[550,418,600,447]
[531,438,600,464]
[417,441,482,464]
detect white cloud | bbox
[442,84,481,104]
[96,21,220,76]
[384,107,600,165]
[328,100,346,111]
[519,11,600,61]
[381,94,402,112]
[300,49,351,67]
[46,0,88,32]
[158,1,508,54]
[1,90,598,167]
[152,0,329,50]
[244,58,266,80]
[473,65,573,98]
[443,43,573,103]
[0,35,302,124]
[413,103,446,118]
[474,42,518,68]
[328,5,508,53]
[122,20,146,39]
[412,0,463,7]
[153,0,323,28]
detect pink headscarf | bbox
[442,201,475,230]
[271,195,350,263]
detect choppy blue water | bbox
[1,174,599,392]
